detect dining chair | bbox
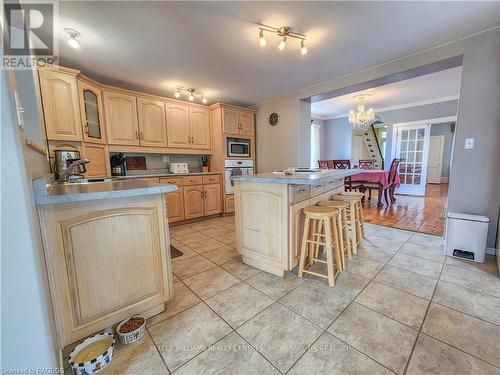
[318,160,329,169]
[359,159,375,170]
[385,159,401,204]
[332,160,362,192]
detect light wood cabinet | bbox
[225,195,235,213]
[78,78,106,144]
[165,188,184,223]
[137,98,167,147]
[104,91,139,146]
[39,68,82,141]
[183,185,204,219]
[203,183,222,216]
[222,107,240,134]
[189,108,210,150]
[240,111,255,136]
[37,195,171,347]
[82,143,110,178]
[166,103,190,148]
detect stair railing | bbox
[370,124,385,169]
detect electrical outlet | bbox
[464,138,474,149]
[162,155,170,163]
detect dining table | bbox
[351,169,401,207]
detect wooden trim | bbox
[38,65,80,76]
[209,102,256,113]
[25,139,48,155]
[108,144,212,155]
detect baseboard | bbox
[440,177,449,183]
[486,247,497,256]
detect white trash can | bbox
[445,212,489,263]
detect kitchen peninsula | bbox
[233,169,360,276]
[34,177,177,348]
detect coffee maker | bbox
[54,150,89,182]
[110,153,126,176]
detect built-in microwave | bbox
[227,137,251,157]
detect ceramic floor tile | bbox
[211,230,236,244]
[183,266,240,299]
[175,231,211,245]
[356,243,396,264]
[440,264,500,298]
[406,333,500,375]
[220,260,261,280]
[202,245,240,265]
[372,227,413,242]
[280,282,350,329]
[444,255,499,276]
[237,303,322,373]
[323,270,371,301]
[344,255,384,279]
[422,303,500,367]
[186,237,226,253]
[288,332,393,375]
[375,265,437,300]
[172,254,217,280]
[99,333,168,375]
[388,253,442,279]
[398,242,445,264]
[328,303,418,374]
[170,242,198,262]
[149,303,231,371]
[363,223,381,236]
[407,232,443,248]
[244,271,304,300]
[174,332,279,375]
[170,226,196,238]
[356,281,429,329]
[433,280,500,326]
[205,282,274,328]
[147,280,201,327]
[362,234,405,252]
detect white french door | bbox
[394,123,431,196]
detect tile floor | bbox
[75,216,500,375]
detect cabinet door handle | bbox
[140,131,144,140]
[135,131,139,139]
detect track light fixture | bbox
[258,25,308,55]
[174,86,208,104]
[64,28,81,49]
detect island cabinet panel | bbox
[39,69,82,141]
[289,198,311,270]
[166,103,190,148]
[183,185,204,219]
[203,183,222,216]
[189,108,211,149]
[137,98,167,147]
[165,188,184,223]
[104,91,139,146]
[38,195,171,348]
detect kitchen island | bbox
[34,177,177,348]
[232,170,360,276]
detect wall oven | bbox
[224,159,254,195]
[227,137,251,158]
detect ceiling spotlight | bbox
[300,40,308,55]
[174,90,181,98]
[64,28,81,49]
[278,36,287,51]
[174,87,208,104]
[259,29,267,47]
[202,96,208,104]
[188,94,194,101]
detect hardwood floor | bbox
[362,184,448,236]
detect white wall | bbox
[1,70,59,369]
[321,118,352,160]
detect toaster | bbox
[170,162,189,174]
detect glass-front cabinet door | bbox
[78,78,106,144]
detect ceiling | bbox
[48,2,499,107]
[311,66,463,119]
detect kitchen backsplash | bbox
[110,153,206,173]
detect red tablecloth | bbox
[351,170,400,190]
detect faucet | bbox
[59,159,90,183]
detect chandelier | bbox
[348,95,375,128]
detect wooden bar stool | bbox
[317,200,352,269]
[298,206,342,287]
[331,194,364,255]
[339,191,366,236]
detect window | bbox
[310,123,320,169]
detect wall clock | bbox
[269,112,280,126]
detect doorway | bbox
[427,135,445,183]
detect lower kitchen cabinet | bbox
[82,143,110,178]
[165,188,184,223]
[203,183,222,215]
[225,195,235,213]
[183,185,204,219]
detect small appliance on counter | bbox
[201,155,209,173]
[110,153,126,176]
[170,162,189,174]
[54,149,89,183]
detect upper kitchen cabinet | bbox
[77,77,106,144]
[38,67,82,141]
[166,102,190,148]
[137,97,167,147]
[103,90,139,146]
[214,104,256,136]
[222,107,240,134]
[189,107,210,150]
[239,111,255,136]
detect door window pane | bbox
[84,90,102,139]
[414,175,421,184]
[400,141,408,151]
[409,129,417,140]
[406,175,413,185]
[417,128,425,139]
